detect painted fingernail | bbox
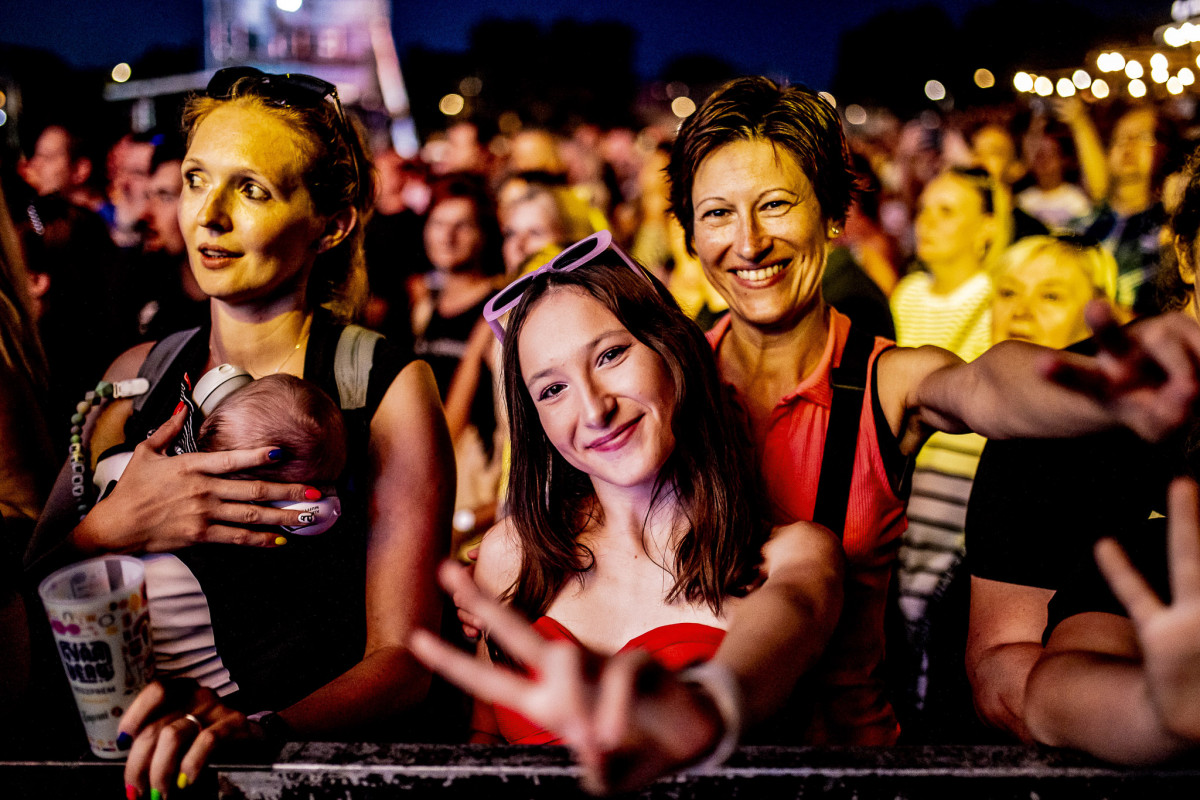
[116,731,133,750]
[274,536,288,546]
[150,789,162,800]
[176,772,189,790]
[304,488,322,500]
[268,448,285,461]
[174,401,187,416]
[125,784,139,800]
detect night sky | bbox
[2,0,1172,90]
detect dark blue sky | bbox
[3,0,1171,89]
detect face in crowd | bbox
[179,102,334,306]
[141,160,186,256]
[914,171,994,270]
[518,285,677,496]
[992,244,1096,349]
[25,125,89,197]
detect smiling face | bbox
[992,251,1094,348]
[518,286,676,495]
[179,102,327,307]
[691,138,830,332]
[914,172,991,268]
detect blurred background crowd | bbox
[1,0,1198,753]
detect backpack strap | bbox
[812,322,875,539]
[333,324,382,411]
[132,327,205,415]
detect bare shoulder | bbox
[761,520,843,576]
[104,341,156,382]
[379,359,441,413]
[475,516,524,602]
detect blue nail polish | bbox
[268,448,285,461]
[116,731,133,750]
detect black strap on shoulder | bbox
[132,326,205,415]
[812,323,874,539]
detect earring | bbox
[828,225,841,237]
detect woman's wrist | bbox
[247,710,293,745]
[678,661,743,772]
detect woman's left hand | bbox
[118,680,261,798]
[409,562,726,795]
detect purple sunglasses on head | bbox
[482,229,648,341]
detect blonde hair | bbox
[183,89,374,322]
[994,235,1118,301]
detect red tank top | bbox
[709,308,906,745]
[474,619,725,745]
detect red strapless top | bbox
[473,618,725,745]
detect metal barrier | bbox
[6,743,1200,799]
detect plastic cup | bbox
[38,555,154,759]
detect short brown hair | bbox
[668,76,856,254]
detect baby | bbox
[196,372,347,485]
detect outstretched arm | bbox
[410,521,843,795]
[886,302,1200,453]
[1024,478,1200,764]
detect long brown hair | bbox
[182,85,375,322]
[500,256,769,619]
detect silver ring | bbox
[181,713,204,732]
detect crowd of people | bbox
[4,63,1200,798]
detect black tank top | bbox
[123,308,411,712]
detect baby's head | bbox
[196,373,347,484]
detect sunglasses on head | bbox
[205,66,361,197]
[482,230,649,342]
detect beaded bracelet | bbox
[67,378,149,522]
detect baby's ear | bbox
[316,207,357,253]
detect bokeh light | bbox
[1152,68,1170,84]
[974,68,995,88]
[1072,69,1091,89]
[1056,78,1075,97]
[1034,76,1054,97]
[1013,72,1034,92]
[0,110,7,127]
[1092,78,1110,99]
[1181,67,1196,86]
[1125,60,1144,79]
[818,91,837,107]
[671,96,696,118]
[924,80,946,101]
[276,0,302,10]
[459,77,482,96]
[498,110,521,135]
[111,63,132,83]
[1169,76,1184,95]
[439,93,465,116]
[1151,53,1168,70]
[1128,79,1147,98]
[845,104,868,125]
